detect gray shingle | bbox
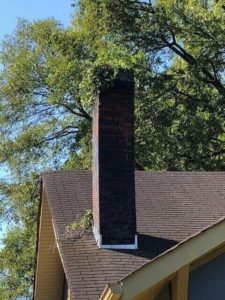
[42,170,225,300]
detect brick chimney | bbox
[92,69,137,249]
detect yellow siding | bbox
[131,280,166,300]
[34,189,64,300]
[171,265,189,300]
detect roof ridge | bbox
[41,169,92,176]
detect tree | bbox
[89,0,225,94]
[0,0,224,298]
[0,15,146,298]
[0,174,39,299]
[78,0,225,169]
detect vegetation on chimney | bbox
[64,209,93,239]
[0,0,224,298]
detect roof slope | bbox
[42,170,225,300]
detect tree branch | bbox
[125,2,225,96]
[39,126,79,145]
[162,37,225,95]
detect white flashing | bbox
[101,235,138,249]
[93,225,102,247]
[93,226,138,249]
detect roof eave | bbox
[116,216,225,300]
[32,178,43,300]
[100,283,122,300]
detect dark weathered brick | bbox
[92,70,137,245]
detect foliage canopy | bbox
[0,0,224,298]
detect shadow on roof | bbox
[111,234,178,260]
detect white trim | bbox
[93,225,101,247]
[93,226,138,249]
[101,235,138,249]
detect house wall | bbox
[188,252,225,300]
[34,189,64,300]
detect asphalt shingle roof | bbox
[42,170,225,300]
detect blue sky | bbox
[0,0,73,246]
[0,0,72,40]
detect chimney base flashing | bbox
[93,226,138,250]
